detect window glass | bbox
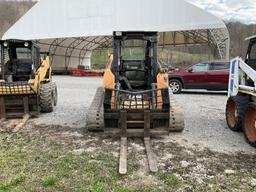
[192,63,209,72]
[16,47,31,60]
[121,40,146,60]
[0,46,2,62]
[0,46,2,73]
[250,43,256,59]
[211,63,229,70]
[0,47,8,74]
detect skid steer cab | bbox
[0,39,57,121]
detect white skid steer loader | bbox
[226,35,256,147]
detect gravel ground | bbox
[171,91,255,154]
[31,76,256,154]
[33,76,101,128]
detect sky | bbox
[3,0,256,24]
[187,0,256,24]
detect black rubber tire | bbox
[226,96,248,132]
[39,82,55,113]
[243,103,256,148]
[169,79,182,94]
[52,82,58,106]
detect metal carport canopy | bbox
[2,0,229,72]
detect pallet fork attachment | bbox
[0,96,5,120]
[118,110,158,174]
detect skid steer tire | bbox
[243,103,256,148]
[226,96,248,132]
[39,82,55,113]
[52,82,58,106]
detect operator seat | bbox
[123,61,146,89]
[12,59,33,81]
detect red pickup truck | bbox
[168,61,230,94]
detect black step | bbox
[104,128,169,137]
[6,112,25,118]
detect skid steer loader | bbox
[226,35,256,147]
[0,39,57,130]
[87,31,184,174]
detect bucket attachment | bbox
[0,82,39,120]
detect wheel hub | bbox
[170,82,179,92]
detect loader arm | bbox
[229,57,256,97]
[29,56,51,93]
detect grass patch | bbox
[41,176,58,188]
[158,171,180,188]
[1,130,256,191]
[0,133,132,191]
[85,161,103,175]
[0,174,26,191]
[56,152,78,177]
[90,180,107,192]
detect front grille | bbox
[0,82,35,95]
[105,88,169,110]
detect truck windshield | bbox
[121,39,146,60]
[15,47,32,60]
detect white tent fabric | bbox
[2,0,229,71]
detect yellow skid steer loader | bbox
[0,40,57,130]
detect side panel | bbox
[157,72,169,89]
[183,71,207,89]
[0,43,3,80]
[103,69,115,89]
[182,63,210,89]
[228,58,239,97]
[103,54,116,110]
[205,69,229,90]
[103,54,115,89]
[157,72,169,109]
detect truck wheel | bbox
[39,82,54,113]
[226,96,248,132]
[169,79,182,94]
[243,103,256,147]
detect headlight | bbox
[115,31,122,36]
[24,42,29,47]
